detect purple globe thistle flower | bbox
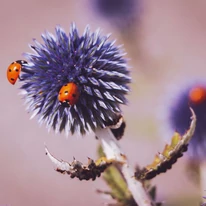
[20,23,131,135]
[90,0,140,30]
[201,196,206,206]
[169,83,206,160]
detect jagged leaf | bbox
[45,146,113,181]
[135,108,196,181]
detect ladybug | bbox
[7,60,27,85]
[189,86,206,104]
[58,82,80,106]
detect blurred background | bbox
[1,0,206,205]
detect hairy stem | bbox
[200,161,206,203]
[95,128,153,206]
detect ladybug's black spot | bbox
[16,69,19,72]
[10,78,15,81]
[64,91,68,94]
[72,94,76,98]
[9,69,12,72]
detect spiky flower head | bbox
[20,23,131,135]
[169,83,206,160]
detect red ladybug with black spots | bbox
[58,82,80,106]
[7,60,27,85]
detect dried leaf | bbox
[135,108,196,180]
[45,146,113,181]
[104,114,126,140]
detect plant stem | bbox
[200,161,206,203]
[95,127,153,206]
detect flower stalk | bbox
[200,161,206,203]
[95,127,153,206]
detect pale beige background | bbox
[1,0,206,205]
